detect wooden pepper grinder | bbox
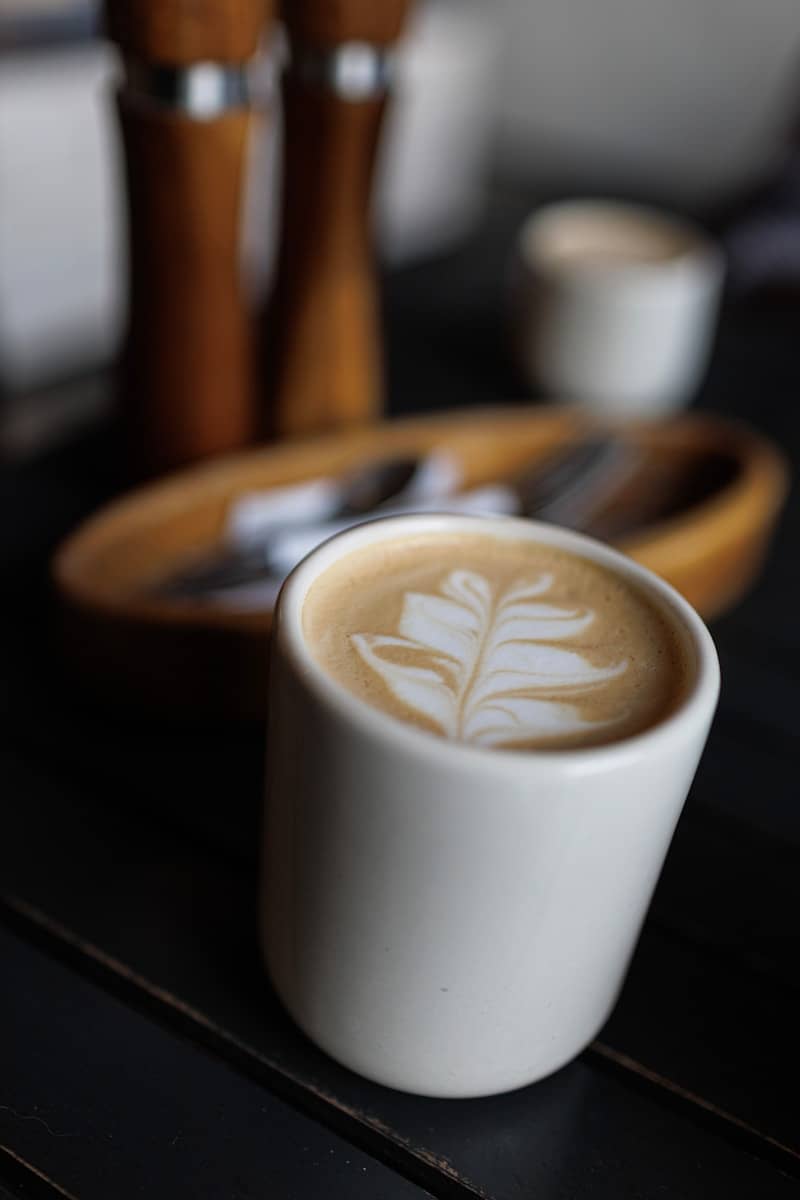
[266,0,412,439]
[105,0,273,477]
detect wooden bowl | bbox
[53,408,788,720]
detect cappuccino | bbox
[302,532,689,751]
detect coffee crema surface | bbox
[302,533,690,751]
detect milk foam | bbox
[302,533,688,752]
[351,568,628,748]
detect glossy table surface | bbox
[1,199,798,1198]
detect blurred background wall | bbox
[1,0,798,394]
[499,0,799,205]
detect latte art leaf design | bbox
[350,569,628,747]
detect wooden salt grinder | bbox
[105,0,273,476]
[266,0,412,439]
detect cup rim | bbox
[517,198,723,284]
[275,513,720,776]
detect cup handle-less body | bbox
[261,515,719,1098]
[511,201,725,419]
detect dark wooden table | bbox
[1,199,798,1198]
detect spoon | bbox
[513,435,643,531]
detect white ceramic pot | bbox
[511,200,725,418]
[261,514,719,1097]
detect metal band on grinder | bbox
[123,61,250,117]
[288,41,395,100]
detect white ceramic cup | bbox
[511,200,725,417]
[260,514,719,1098]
